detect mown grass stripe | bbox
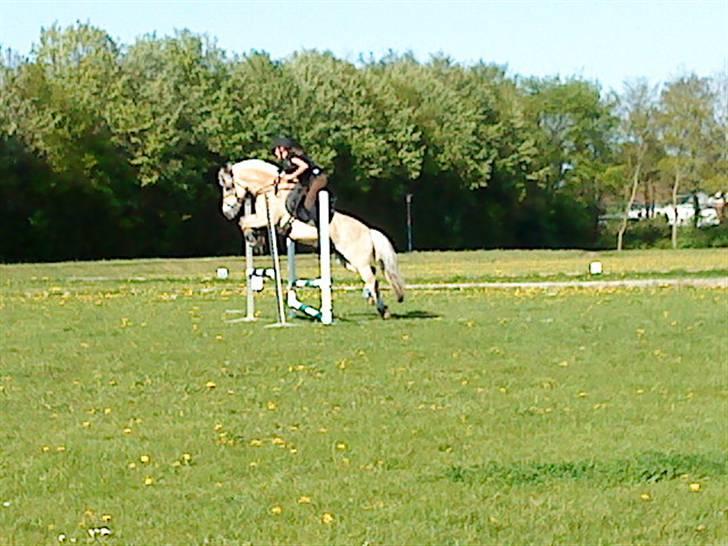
[446,452,728,486]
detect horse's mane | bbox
[234,158,279,173]
[230,158,280,191]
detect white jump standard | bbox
[285,190,333,325]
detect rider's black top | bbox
[281,153,323,185]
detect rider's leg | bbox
[304,174,328,211]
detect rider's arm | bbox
[282,156,309,181]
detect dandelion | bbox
[321,512,335,524]
[270,505,282,515]
[298,496,312,504]
[335,442,347,451]
[249,439,263,447]
[101,514,112,523]
[42,446,51,453]
[214,423,223,432]
[182,453,192,463]
[144,476,154,486]
[128,462,137,470]
[56,446,66,452]
[689,483,701,492]
[640,493,651,501]
[103,408,112,415]
[140,455,150,464]
[123,428,132,435]
[206,381,217,389]
[267,401,277,411]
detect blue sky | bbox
[1,0,726,92]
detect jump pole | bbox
[264,192,292,328]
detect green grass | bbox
[2,247,727,287]
[1,250,727,545]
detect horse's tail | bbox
[370,229,405,303]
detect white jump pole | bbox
[264,192,289,328]
[318,190,333,325]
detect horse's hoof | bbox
[380,306,391,319]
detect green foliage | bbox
[0,25,724,261]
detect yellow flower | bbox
[640,493,651,501]
[267,401,277,410]
[56,446,66,452]
[321,512,334,524]
[335,442,347,451]
[206,381,217,389]
[298,496,312,504]
[140,455,150,464]
[103,408,112,414]
[249,439,263,447]
[101,514,112,523]
[270,505,282,515]
[144,476,154,486]
[42,446,51,453]
[123,427,132,435]
[182,453,192,463]
[214,423,223,432]
[689,483,701,492]
[128,462,137,469]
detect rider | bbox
[271,137,328,223]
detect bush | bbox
[597,217,728,249]
[678,222,728,248]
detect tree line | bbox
[0,24,725,262]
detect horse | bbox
[217,159,405,319]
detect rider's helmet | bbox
[270,136,298,153]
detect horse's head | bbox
[217,159,281,220]
[218,163,242,220]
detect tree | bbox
[614,80,659,250]
[658,75,717,246]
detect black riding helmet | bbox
[270,136,299,153]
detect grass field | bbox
[1,249,727,545]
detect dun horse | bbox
[218,159,405,318]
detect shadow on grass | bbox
[390,310,442,320]
[335,309,442,322]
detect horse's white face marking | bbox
[218,167,242,220]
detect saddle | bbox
[285,184,335,226]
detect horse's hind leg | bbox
[357,265,390,319]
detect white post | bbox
[319,190,333,325]
[244,196,256,321]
